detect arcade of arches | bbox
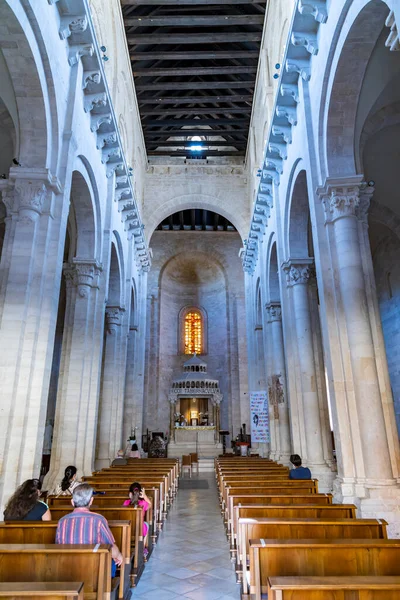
[1,0,400,543]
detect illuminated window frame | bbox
[178,306,208,355]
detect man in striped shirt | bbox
[55,483,123,576]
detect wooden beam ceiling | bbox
[121,0,266,157]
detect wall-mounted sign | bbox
[250,391,269,443]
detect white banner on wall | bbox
[250,391,269,443]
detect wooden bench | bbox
[0,522,130,600]
[49,507,144,587]
[267,576,400,600]
[247,539,400,600]
[0,582,85,600]
[221,481,318,513]
[231,504,358,555]
[0,545,113,600]
[238,518,388,591]
[226,493,333,540]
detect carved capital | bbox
[84,93,107,114]
[282,259,315,287]
[4,180,50,222]
[83,71,101,90]
[63,260,102,297]
[105,306,124,333]
[265,302,282,322]
[318,177,373,224]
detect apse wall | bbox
[144,230,249,440]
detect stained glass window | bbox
[184,311,202,354]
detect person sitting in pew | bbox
[289,454,312,480]
[123,482,151,557]
[56,483,123,577]
[4,479,51,521]
[111,450,128,467]
[129,443,141,459]
[51,465,81,497]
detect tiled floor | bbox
[131,472,239,599]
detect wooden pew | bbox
[267,576,400,600]
[231,504,358,556]
[248,539,400,600]
[222,481,318,514]
[0,582,85,600]
[48,490,158,545]
[0,545,112,600]
[49,507,144,587]
[226,493,333,540]
[0,522,130,600]
[238,518,388,591]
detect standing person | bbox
[52,465,81,496]
[129,443,141,459]
[123,482,151,558]
[4,479,51,521]
[289,454,312,480]
[56,483,123,576]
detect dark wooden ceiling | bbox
[121,0,267,158]
[156,209,236,231]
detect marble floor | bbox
[131,472,239,600]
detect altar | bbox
[167,355,223,458]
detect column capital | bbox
[282,258,315,287]
[63,259,102,297]
[3,180,50,223]
[105,306,125,333]
[317,176,374,224]
[265,302,282,322]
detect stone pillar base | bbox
[308,462,337,493]
[333,477,400,538]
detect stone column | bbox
[320,180,398,488]
[0,171,65,511]
[96,306,125,468]
[44,258,103,489]
[282,259,332,484]
[264,308,278,460]
[168,395,176,442]
[123,324,137,445]
[265,302,291,462]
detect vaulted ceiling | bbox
[121,0,267,158]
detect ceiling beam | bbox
[142,118,250,126]
[130,51,260,60]
[122,0,264,4]
[124,15,264,27]
[138,94,253,104]
[136,80,255,91]
[145,128,248,136]
[127,32,262,44]
[147,150,245,156]
[140,107,252,115]
[133,66,257,77]
[147,140,246,147]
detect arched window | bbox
[184,310,203,354]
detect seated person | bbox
[129,443,141,459]
[123,482,151,557]
[289,454,312,480]
[3,478,51,521]
[111,449,128,466]
[51,465,81,496]
[56,483,123,576]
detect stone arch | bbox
[107,240,123,309]
[321,0,390,178]
[267,239,280,304]
[158,247,230,288]
[147,194,246,241]
[359,101,400,164]
[68,156,101,262]
[0,1,59,171]
[287,169,311,259]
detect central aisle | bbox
[132,471,239,600]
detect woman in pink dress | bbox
[123,482,151,557]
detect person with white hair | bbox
[55,483,123,576]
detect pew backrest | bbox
[267,576,400,600]
[0,582,85,600]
